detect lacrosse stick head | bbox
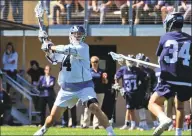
[34,2,44,18]
[108,52,124,65]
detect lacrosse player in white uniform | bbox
[33,25,115,136]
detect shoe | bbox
[82,126,89,129]
[61,124,68,128]
[120,125,129,130]
[71,125,76,128]
[33,126,47,136]
[168,124,174,131]
[129,126,136,131]
[108,132,116,136]
[153,118,172,136]
[93,126,99,130]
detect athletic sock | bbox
[157,112,168,122]
[175,128,182,136]
[131,121,136,128]
[106,126,115,135]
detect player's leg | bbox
[175,96,184,136]
[137,91,149,131]
[80,87,115,135]
[33,89,77,136]
[93,93,105,129]
[148,91,172,136]
[127,93,137,130]
[164,97,175,131]
[33,105,66,136]
[175,86,192,136]
[120,109,130,130]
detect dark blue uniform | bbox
[139,66,157,109]
[155,31,192,102]
[90,68,106,94]
[115,66,146,109]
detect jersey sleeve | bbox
[156,36,165,56]
[115,66,124,80]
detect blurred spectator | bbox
[52,0,72,24]
[0,0,5,19]
[2,42,18,94]
[37,65,55,126]
[132,0,145,24]
[76,0,96,24]
[27,60,44,111]
[11,0,23,23]
[0,0,9,20]
[143,0,162,24]
[82,56,108,129]
[160,0,175,21]
[62,106,77,128]
[114,0,129,25]
[93,0,113,24]
[178,0,192,22]
[0,69,12,126]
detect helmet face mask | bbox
[163,12,184,32]
[126,55,135,68]
[69,25,86,44]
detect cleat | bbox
[153,118,172,136]
[120,125,129,130]
[33,126,47,136]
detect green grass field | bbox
[0,126,192,135]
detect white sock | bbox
[42,125,47,130]
[153,120,159,126]
[157,112,168,122]
[175,128,182,136]
[106,126,115,135]
[131,121,136,128]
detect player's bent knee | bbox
[86,98,98,108]
[89,103,101,114]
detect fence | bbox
[0,0,191,26]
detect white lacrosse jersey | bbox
[53,42,92,85]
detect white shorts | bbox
[54,87,97,108]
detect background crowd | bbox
[0,0,192,25]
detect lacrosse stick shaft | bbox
[121,55,160,68]
[109,52,159,68]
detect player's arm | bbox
[114,66,124,85]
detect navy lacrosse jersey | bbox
[142,67,157,92]
[115,66,146,93]
[156,31,192,84]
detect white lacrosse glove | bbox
[41,41,53,52]
[38,30,48,43]
[119,88,125,97]
[112,83,121,90]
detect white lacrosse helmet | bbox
[69,25,86,44]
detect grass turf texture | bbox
[1,126,192,135]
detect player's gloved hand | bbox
[41,41,53,52]
[38,30,48,43]
[119,88,125,97]
[112,83,121,90]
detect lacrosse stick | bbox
[34,1,45,31]
[109,52,160,68]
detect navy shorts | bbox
[125,91,141,110]
[155,81,192,102]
